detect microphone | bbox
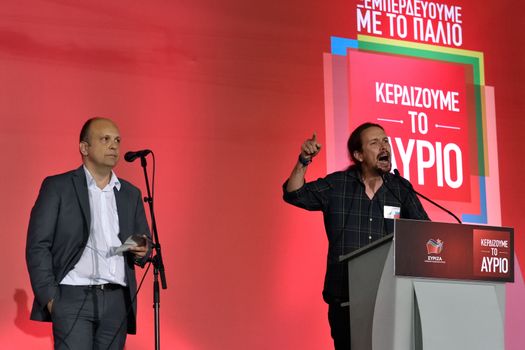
[124,149,152,162]
[392,169,462,224]
[381,172,404,206]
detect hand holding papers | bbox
[116,234,148,254]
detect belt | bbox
[85,283,123,290]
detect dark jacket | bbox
[26,166,150,334]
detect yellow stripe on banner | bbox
[357,35,485,85]
[480,87,489,173]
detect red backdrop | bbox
[1,1,523,348]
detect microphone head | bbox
[124,151,137,162]
[124,149,151,162]
[381,171,391,183]
[393,169,401,177]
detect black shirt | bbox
[283,167,429,303]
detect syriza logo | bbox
[425,239,445,264]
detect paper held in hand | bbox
[116,234,147,254]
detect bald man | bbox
[26,117,151,350]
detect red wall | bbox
[1,1,523,348]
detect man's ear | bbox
[353,150,363,162]
[79,142,89,156]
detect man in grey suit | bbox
[26,117,151,350]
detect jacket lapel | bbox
[115,184,129,244]
[72,166,91,236]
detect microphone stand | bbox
[139,155,167,350]
[408,186,462,223]
[393,169,462,224]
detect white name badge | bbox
[384,205,401,219]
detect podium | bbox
[339,219,514,350]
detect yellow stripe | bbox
[357,35,485,84]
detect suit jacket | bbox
[26,166,150,334]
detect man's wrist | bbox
[298,154,312,166]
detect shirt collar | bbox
[346,167,363,183]
[83,165,121,191]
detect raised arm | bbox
[286,132,322,192]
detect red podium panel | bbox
[394,219,514,282]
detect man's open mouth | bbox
[378,154,389,162]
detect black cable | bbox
[381,172,405,207]
[106,150,157,349]
[53,288,89,350]
[56,152,156,349]
[151,152,156,201]
[105,259,153,349]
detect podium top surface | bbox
[339,233,393,262]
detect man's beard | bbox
[373,163,391,175]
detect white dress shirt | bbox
[61,166,127,286]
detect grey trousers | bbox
[51,284,128,350]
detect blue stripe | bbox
[331,36,358,56]
[461,176,488,224]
